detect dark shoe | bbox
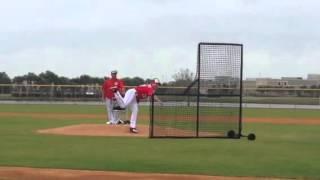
[113,106,125,110]
[123,120,130,124]
[130,128,138,133]
[117,120,124,125]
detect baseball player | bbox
[102,70,125,125]
[112,78,162,133]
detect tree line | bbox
[0,69,195,86]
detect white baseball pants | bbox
[105,98,120,124]
[114,89,138,128]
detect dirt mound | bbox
[37,124,149,137]
[2,112,320,125]
[0,167,278,180]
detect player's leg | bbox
[114,92,125,108]
[114,89,136,108]
[113,110,121,124]
[113,109,124,124]
[128,98,139,133]
[110,99,119,124]
[105,98,115,124]
[112,99,122,124]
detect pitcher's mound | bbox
[37,124,149,137]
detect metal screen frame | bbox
[150,42,243,138]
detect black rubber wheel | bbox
[227,130,236,138]
[248,133,256,141]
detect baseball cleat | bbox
[130,128,138,133]
[113,106,125,110]
[123,120,130,124]
[117,120,124,125]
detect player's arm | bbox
[119,80,126,96]
[153,95,163,106]
[153,95,162,102]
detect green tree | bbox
[171,68,194,86]
[12,76,24,83]
[91,77,104,85]
[39,71,60,84]
[12,72,40,84]
[0,72,11,84]
[122,77,145,86]
[59,76,71,85]
[71,75,104,85]
[25,72,41,83]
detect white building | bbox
[307,74,320,81]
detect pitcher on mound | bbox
[112,78,162,133]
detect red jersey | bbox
[135,84,157,100]
[102,78,124,99]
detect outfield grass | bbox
[1,104,320,118]
[0,104,320,179]
[0,104,105,114]
[243,108,320,119]
[3,103,320,130]
[244,96,320,105]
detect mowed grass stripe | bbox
[1,104,320,179]
[0,117,319,178]
[1,104,320,119]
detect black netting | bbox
[151,79,198,137]
[150,43,242,138]
[197,43,242,137]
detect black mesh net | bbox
[151,85,198,137]
[150,43,242,138]
[198,43,242,137]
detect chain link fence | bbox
[1,84,320,105]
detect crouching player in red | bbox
[112,78,162,133]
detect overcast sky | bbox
[1,0,319,82]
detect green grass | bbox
[244,96,320,105]
[243,108,320,119]
[0,104,320,178]
[0,104,105,114]
[1,104,320,119]
[0,104,150,115]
